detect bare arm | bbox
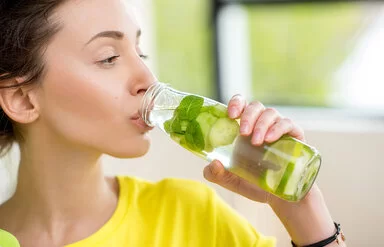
[269,185,346,246]
[203,94,346,246]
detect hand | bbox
[203,95,340,246]
[203,94,305,204]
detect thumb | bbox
[203,160,270,203]
[203,160,240,187]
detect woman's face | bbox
[37,0,156,158]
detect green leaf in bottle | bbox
[164,119,172,133]
[185,119,205,152]
[164,117,189,134]
[175,95,204,121]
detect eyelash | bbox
[99,55,120,66]
[98,54,149,67]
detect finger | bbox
[251,107,282,145]
[239,101,265,136]
[203,160,270,203]
[265,118,306,143]
[227,94,247,119]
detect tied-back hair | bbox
[0,0,66,156]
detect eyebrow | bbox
[85,29,142,46]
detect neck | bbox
[2,130,118,239]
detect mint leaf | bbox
[164,119,172,133]
[164,117,185,134]
[185,119,205,152]
[176,95,204,121]
[165,95,205,151]
[170,117,183,134]
[180,120,189,132]
[171,118,182,133]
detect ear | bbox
[0,77,40,124]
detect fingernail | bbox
[252,132,262,145]
[211,160,223,176]
[228,107,238,118]
[240,123,249,134]
[265,131,273,141]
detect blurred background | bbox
[153,0,384,110]
[146,1,384,245]
[1,0,384,246]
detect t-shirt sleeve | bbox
[208,187,276,247]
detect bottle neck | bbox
[141,82,222,128]
[141,82,168,127]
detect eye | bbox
[139,54,149,60]
[98,55,120,66]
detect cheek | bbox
[43,64,117,128]
[40,63,148,156]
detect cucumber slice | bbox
[200,106,210,112]
[209,118,239,148]
[209,104,228,118]
[196,112,218,152]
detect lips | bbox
[130,113,141,120]
[130,112,154,131]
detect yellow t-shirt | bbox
[66,176,276,247]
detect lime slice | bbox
[262,155,284,191]
[262,140,291,191]
[275,141,304,196]
[262,138,304,194]
[275,162,295,195]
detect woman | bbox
[0,0,345,246]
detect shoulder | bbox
[117,176,215,202]
[117,176,218,214]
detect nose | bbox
[130,57,158,96]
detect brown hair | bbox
[0,0,66,156]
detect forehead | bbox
[54,0,140,42]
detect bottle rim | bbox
[141,82,168,127]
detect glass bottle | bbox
[141,82,321,201]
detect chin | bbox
[107,137,151,159]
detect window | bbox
[153,0,213,98]
[153,0,384,111]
